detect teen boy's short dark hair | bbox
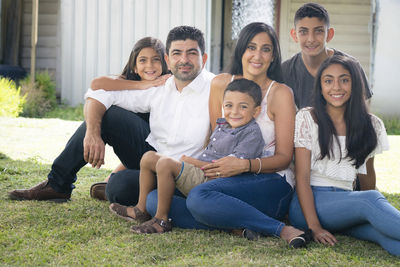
[294,3,330,27]
[166,26,205,55]
[224,79,262,107]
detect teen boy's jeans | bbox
[289,186,400,256]
[47,106,153,195]
[146,173,293,235]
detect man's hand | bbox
[180,155,209,169]
[83,98,107,169]
[83,132,105,169]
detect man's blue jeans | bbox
[289,186,400,256]
[146,173,293,236]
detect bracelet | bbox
[248,159,252,172]
[256,157,262,174]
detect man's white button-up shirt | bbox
[85,69,215,159]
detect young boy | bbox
[109,79,265,234]
[282,2,373,109]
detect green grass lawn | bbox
[1,117,400,266]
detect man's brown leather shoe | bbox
[8,180,71,202]
[90,182,108,201]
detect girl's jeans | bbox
[146,173,293,236]
[289,186,400,256]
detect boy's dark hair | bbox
[121,37,169,80]
[294,3,330,27]
[229,22,283,83]
[313,55,377,168]
[166,26,205,55]
[224,79,262,107]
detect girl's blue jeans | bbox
[289,186,400,256]
[146,172,293,236]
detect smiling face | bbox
[291,17,334,57]
[321,63,352,111]
[241,32,273,79]
[134,47,163,81]
[165,39,207,83]
[223,91,261,129]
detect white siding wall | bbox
[279,0,372,78]
[21,0,60,91]
[61,0,211,105]
[371,0,400,116]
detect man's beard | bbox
[172,63,200,81]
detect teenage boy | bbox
[282,2,372,109]
[8,26,215,204]
[109,79,265,234]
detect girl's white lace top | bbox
[294,108,389,190]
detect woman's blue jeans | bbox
[289,186,400,256]
[146,172,293,236]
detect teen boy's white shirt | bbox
[85,69,215,160]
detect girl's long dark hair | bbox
[120,37,169,80]
[312,55,377,168]
[229,22,283,83]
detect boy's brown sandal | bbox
[109,203,151,223]
[131,217,172,234]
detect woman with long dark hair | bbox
[289,55,399,256]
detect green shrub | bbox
[35,71,57,108]
[0,77,26,117]
[382,116,400,135]
[44,104,84,121]
[20,71,57,117]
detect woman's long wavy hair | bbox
[229,22,283,83]
[312,55,377,168]
[120,37,169,80]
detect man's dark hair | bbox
[294,3,330,27]
[166,26,205,55]
[224,79,262,107]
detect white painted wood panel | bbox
[20,0,60,89]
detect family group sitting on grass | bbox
[8,3,400,256]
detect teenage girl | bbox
[289,55,400,256]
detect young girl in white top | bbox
[289,55,400,256]
[89,37,170,200]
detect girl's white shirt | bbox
[294,107,389,190]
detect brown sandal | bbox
[131,217,172,234]
[109,203,151,223]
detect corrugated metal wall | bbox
[60,0,211,106]
[279,0,372,78]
